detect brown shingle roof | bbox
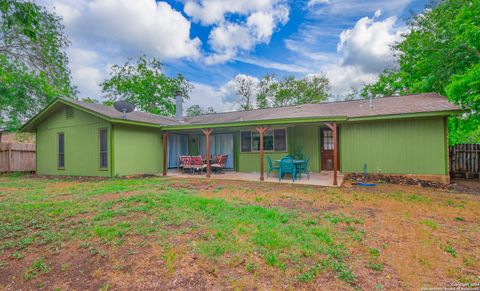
[64,93,461,128]
[181,93,461,125]
[69,99,181,126]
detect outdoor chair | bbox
[212,155,228,174]
[192,156,206,174]
[279,156,296,182]
[267,156,279,178]
[179,156,194,174]
[297,157,310,180]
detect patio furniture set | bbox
[267,156,310,182]
[178,155,228,174]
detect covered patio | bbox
[161,121,342,187]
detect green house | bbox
[21,93,462,184]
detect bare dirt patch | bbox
[1,176,479,290]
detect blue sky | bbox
[40,0,429,112]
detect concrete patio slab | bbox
[167,169,343,187]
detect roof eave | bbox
[20,98,168,132]
[163,116,348,131]
[346,109,465,122]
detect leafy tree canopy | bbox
[101,56,193,117]
[235,73,331,110]
[185,104,216,117]
[0,0,75,131]
[361,0,480,144]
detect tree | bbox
[0,0,75,131]
[345,86,360,101]
[186,104,202,117]
[101,56,193,116]
[271,74,330,107]
[446,64,480,143]
[256,74,276,109]
[361,0,480,143]
[186,104,216,117]
[234,74,257,111]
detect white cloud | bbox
[186,74,262,113]
[59,0,201,60]
[279,10,404,97]
[184,0,289,64]
[307,0,330,8]
[307,0,414,17]
[67,48,104,98]
[237,56,311,74]
[36,0,203,99]
[322,64,377,96]
[186,81,240,113]
[337,11,403,72]
[184,0,283,25]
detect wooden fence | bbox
[449,144,480,179]
[0,143,36,173]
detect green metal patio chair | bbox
[297,157,310,180]
[279,156,296,182]
[267,156,279,178]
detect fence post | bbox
[7,145,12,172]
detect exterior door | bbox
[321,128,334,170]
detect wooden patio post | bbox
[256,126,269,181]
[201,129,213,178]
[326,123,338,186]
[162,131,168,176]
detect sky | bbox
[38,0,429,112]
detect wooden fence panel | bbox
[449,144,480,179]
[0,143,36,173]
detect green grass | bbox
[421,219,439,230]
[442,243,457,257]
[0,176,361,284]
[23,257,50,281]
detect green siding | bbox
[238,152,287,173]
[340,118,447,175]
[113,125,163,176]
[36,105,111,176]
[290,125,320,172]
[236,127,289,173]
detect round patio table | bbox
[275,159,305,165]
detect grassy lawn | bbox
[0,176,479,290]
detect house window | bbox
[241,128,287,152]
[58,133,65,169]
[241,131,251,152]
[65,106,74,119]
[99,128,108,169]
[274,128,286,151]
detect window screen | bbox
[241,128,286,152]
[99,128,108,169]
[241,131,251,152]
[273,129,286,151]
[58,133,65,169]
